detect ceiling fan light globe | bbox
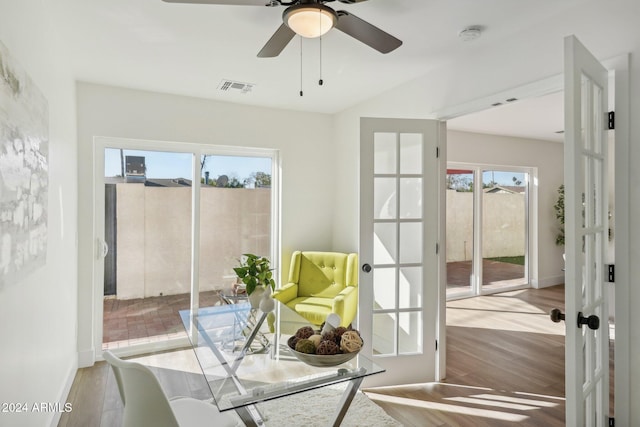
[284,4,338,38]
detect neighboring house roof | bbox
[484,185,525,194]
[144,178,192,187]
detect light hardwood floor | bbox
[59,285,614,426]
[365,284,614,426]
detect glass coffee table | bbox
[179,299,384,426]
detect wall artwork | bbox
[0,40,49,288]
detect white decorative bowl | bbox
[287,336,360,367]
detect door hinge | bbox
[436,147,440,158]
[609,417,615,427]
[436,243,439,254]
[435,340,438,351]
[608,111,615,130]
[607,264,615,283]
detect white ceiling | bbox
[49,0,579,139]
[448,91,565,143]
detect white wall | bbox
[76,82,334,365]
[0,2,78,427]
[332,1,639,423]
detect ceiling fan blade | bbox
[257,24,296,57]
[335,11,402,54]
[161,0,273,5]
[337,0,370,3]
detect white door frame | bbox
[445,162,535,299]
[91,136,281,359]
[433,54,630,424]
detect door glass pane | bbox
[481,170,527,291]
[399,178,422,219]
[373,268,396,310]
[399,222,422,264]
[374,133,397,174]
[374,223,396,264]
[198,154,273,303]
[446,169,474,297]
[373,313,396,355]
[399,311,422,353]
[103,148,193,350]
[592,82,603,155]
[399,133,422,174]
[399,267,421,309]
[374,178,396,219]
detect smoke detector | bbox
[458,26,482,42]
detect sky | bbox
[447,169,527,186]
[104,148,271,180]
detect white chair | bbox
[103,350,238,427]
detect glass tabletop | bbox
[179,300,384,413]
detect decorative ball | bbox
[295,339,316,354]
[334,326,348,338]
[295,326,315,339]
[316,340,340,355]
[322,330,337,344]
[340,331,363,353]
[288,336,300,349]
[308,334,322,347]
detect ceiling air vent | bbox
[217,79,254,94]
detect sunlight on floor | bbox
[366,383,564,424]
[367,391,530,422]
[447,290,566,335]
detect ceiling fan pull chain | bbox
[319,13,323,86]
[299,36,304,96]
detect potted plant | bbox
[554,184,565,246]
[233,253,276,310]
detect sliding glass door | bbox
[98,139,278,355]
[446,169,475,298]
[481,170,527,292]
[446,164,530,299]
[197,154,274,309]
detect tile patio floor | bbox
[102,290,222,349]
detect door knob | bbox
[578,312,600,330]
[361,263,372,273]
[550,309,600,330]
[550,308,565,323]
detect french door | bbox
[563,35,610,426]
[359,118,443,386]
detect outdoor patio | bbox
[447,259,526,292]
[102,290,223,349]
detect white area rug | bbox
[235,386,401,426]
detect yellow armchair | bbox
[273,251,358,327]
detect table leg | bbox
[330,376,364,427]
[235,404,265,426]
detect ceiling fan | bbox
[161,0,402,57]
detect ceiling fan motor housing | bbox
[283,3,339,38]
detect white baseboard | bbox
[533,275,565,288]
[78,348,95,368]
[49,359,78,427]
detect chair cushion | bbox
[285,297,334,326]
[297,252,349,298]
